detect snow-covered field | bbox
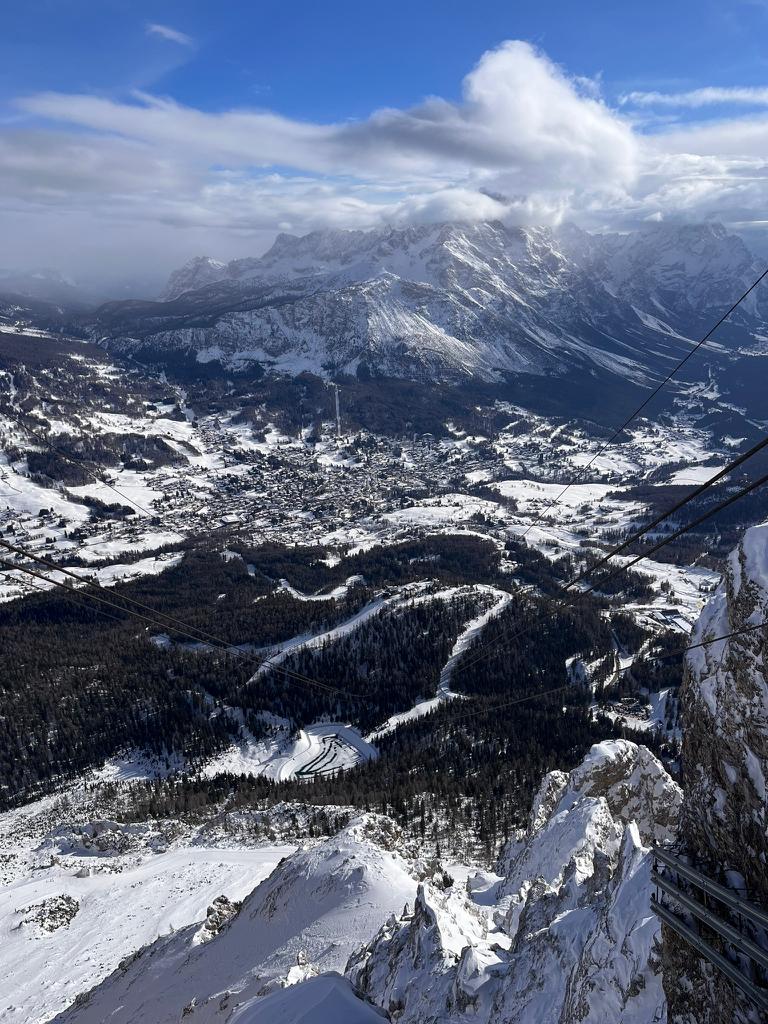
[383,493,507,528]
[1,836,293,1024]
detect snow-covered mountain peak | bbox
[162,256,228,301]
[349,739,679,1024]
[555,738,682,846]
[503,739,681,885]
[110,218,767,391]
[160,221,571,301]
[583,221,758,312]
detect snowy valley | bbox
[1,219,768,1023]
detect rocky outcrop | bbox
[551,739,681,847]
[192,896,241,945]
[347,739,681,1023]
[664,523,768,1024]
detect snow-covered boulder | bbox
[40,818,184,858]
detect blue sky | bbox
[4,1,768,120]
[3,0,768,282]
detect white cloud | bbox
[146,23,194,47]
[622,86,768,108]
[3,39,768,282]
[17,42,637,189]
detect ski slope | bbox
[258,723,378,781]
[249,593,404,681]
[366,584,512,740]
[276,574,365,601]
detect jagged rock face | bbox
[90,221,768,392]
[347,882,490,1022]
[347,740,681,1024]
[553,740,682,848]
[664,524,768,1024]
[558,221,759,315]
[493,823,664,1024]
[681,524,768,880]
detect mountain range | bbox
[84,222,767,411]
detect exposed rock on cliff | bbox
[664,523,768,1024]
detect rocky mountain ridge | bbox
[349,739,681,1024]
[88,222,768,408]
[55,740,681,1024]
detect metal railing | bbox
[651,847,768,1015]
[653,868,768,973]
[652,847,768,1015]
[652,898,768,1013]
[654,847,768,931]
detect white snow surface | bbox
[228,973,386,1023]
[668,463,726,485]
[1,842,293,1024]
[54,816,417,1024]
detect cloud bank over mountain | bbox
[4,39,768,281]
